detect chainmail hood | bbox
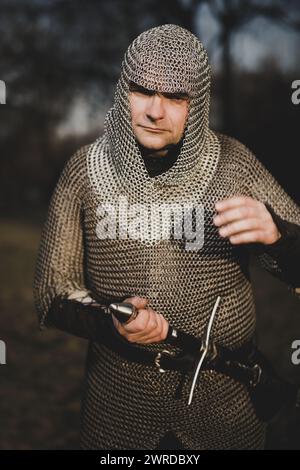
[88,24,220,192]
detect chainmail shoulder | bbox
[33,144,91,328]
[216,133,300,295]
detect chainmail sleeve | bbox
[239,141,300,296]
[33,145,94,329]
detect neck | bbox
[139,146,169,159]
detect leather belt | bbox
[102,315,261,387]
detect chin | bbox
[138,135,168,150]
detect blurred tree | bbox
[0,0,299,211]
[0,0,142,209]
[201,0,294,135]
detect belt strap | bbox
[101,316,259,387]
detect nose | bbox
[146,94,164,121]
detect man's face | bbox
[128,81,189,155]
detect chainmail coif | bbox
[34,24,300,449]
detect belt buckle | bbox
[249,363,262,387]
[155,349,174,373]
[202,340,218,365]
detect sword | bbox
[108,301,219,357]
[187,295,221,405]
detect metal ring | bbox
[249,364,262,387]
[154,349,174,373]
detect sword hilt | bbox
[108,302,187,347]
[108,302,139,324]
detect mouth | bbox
[139,125,166,133]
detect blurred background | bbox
[0,0,300,449]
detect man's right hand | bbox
[111,296,169,344]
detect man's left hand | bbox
[213,196,281,245]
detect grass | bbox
[0,219,86,449]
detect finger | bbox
[218,218,262,238]
[124,296,149,309]
[132,310,158,339]
[127,311,161,343]
[112,314,128,336]
[123,308,157,337]
[214,206,258,227]
[150,312,164,340]
[124,308,151,334]
[157,313,169,341]
[127,328,159,343]
[139,314,169,344]
[215,196,258,212]
[229,230,264,245]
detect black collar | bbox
[139,140,183,178]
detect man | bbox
[34,24,300,450]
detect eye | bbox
[164,92,189,102]
[129,82,154,96]
[140,88,155,96]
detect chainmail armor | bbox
[34,25,300,449]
